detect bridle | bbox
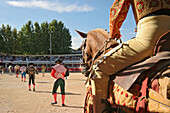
[81,38,93,77]
[81,37,119,77]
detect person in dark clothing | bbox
[26,63,38,91]
[63,63,70,79]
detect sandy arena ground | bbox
[0,72,87,113]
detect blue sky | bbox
[0,0,137,49]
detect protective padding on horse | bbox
[148,88,170,112]
[111,83,137,109]
[158,69,170,98]
[147,68,170,113]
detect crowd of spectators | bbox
[0,55,82,62]
[0,54,83,72]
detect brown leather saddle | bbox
[111,31,170,91]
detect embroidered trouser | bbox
[52,78,65,95]
[92,15,170,113]
[29,75,35,85]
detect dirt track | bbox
[0,72,86,113]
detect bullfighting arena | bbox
[0,72,86,113]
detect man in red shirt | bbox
[51,59,67,106]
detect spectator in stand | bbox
[41,65,46,77]
[14,64,20,78]
[20,65,26,82]
[51,59,67,106]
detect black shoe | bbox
[62,104,66,106]
[33,88,35,92]
[51,101,57,105]
[29,89,31,91]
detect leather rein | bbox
[82,37,120,75]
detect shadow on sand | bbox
[35,91,81,95]
[35,91,52,93]
[51,104,84,109]
[36,81,50,83]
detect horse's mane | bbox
[86,28,119,59]
[88,28,110,40]
[88,28,118,51]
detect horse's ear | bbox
[75,29,87,38]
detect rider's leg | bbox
[92,74,109,113]
[95,15,170,76]
[92,15,170,112]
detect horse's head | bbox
[75,30,91,77]
[76,29,119,77]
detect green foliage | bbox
[0,19,72,55]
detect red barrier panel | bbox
[68,68,82,72]
[68,68,75,72]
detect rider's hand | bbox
[114,30,121,40]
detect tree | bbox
[0,25,5,53]
[11,28,18,54]
[19,20,34,54]
[40,21,50,54]
[49,19,72,54]
[0,19,72,55]
[4,24,13,54]
[34,21,41,54]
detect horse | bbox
[76,28,170,113]
[76,28,119,77]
